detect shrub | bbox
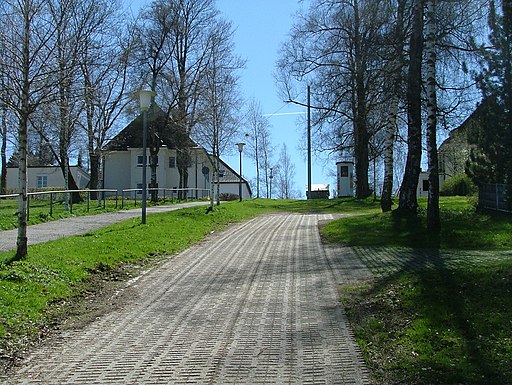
[219,193,239,201]
[440,174,477,196]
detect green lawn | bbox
[323,196,512,384]
[0,195,199,231]
[322,196,512,250]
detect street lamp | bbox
[139,89,155,224]
[236,142,245,201]
[269,167,273,199]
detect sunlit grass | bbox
[322,196,512,250]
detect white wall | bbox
[103,147,251,199]
[6,166,90,190]
[104,151,131,190]
[219,183,251,199]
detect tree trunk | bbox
[84,66,98,200]
[381,95,399,212]
[1,102,7,195]
[353,0,371,199]
[16,112,29,261]
[425,0,440,231]
[59,161,82,203]
[88,152,100,200]
[150,151,159,203]
[15,4,31,261]
[398,0,424,214]
[381,0,405,212]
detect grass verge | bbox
[322,196,512,250]
[322,196,512,384]
[0,197,203,231]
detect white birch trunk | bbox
[425,0,440,230]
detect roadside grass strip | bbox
[341,248,512,385]
[324,197,512,385]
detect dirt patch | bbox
[0,261,155,374]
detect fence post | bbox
[87,191,90,212]
[27,194,30,221]
[496,184,499,211]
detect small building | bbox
[336,161,354,197]
[306,184,330,199]
[417,171,430,198]
[103,106,251,199]
[5,166,90,191]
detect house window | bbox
[340,166,349,177]
[37,175,48,188]
[138,155,159,166]
[137,155,146,166]
[422,180,429,192]
[169,156,176,168]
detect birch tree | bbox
[380,0,407,212]
[194,19,244,207]
[135,0,219,200]
[79,0,131,199]
[425,0,441,230]
[244,100,273,199]
[0,0,57,259]
[275,143,296,200]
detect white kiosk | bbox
[336,161,354,197]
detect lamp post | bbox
[269,167,273,199]
[139,89,155,224]
[236,142,245,201]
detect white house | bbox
[5,166,90,191]
[103,107,251,199]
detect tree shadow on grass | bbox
[351,231,503,384]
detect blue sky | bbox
[127,0,334,198]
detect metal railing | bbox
[121,187,211,208]
[479,183,511,213]
[1,189,118,220]
[1,187,212,219]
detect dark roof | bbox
[214,156,252,196]
[104,105,196,151]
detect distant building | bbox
[103,107,251,199]
[6,166,90,190]
[306,184,330,199]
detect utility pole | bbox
[307,85,312,199]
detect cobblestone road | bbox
[3,213,371,384]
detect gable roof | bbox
[104,105,196,151]
[210,155,252,196]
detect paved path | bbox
[2,213,372,384]
[0,202,210,252]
